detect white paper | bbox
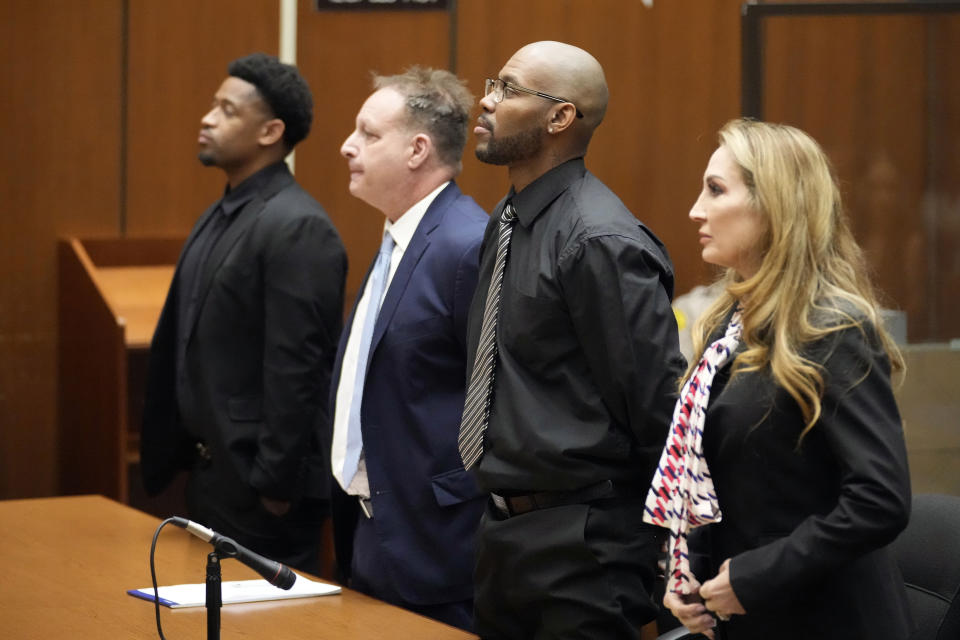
[128,575,341,608]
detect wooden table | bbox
[0,495,476,639]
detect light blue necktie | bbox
[342,231,395,486]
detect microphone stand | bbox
[205,551,222,640]
[158,517,296,640]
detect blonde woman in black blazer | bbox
[663,119,912,639]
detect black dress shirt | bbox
[466,158,686,493]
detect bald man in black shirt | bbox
[462,41,685,638]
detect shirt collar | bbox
[384,180,449,251]
[509,157,587,227]
[219,162,290,217]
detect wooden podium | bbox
[57,236,184,509]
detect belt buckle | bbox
[358,497,374,519]
[491,493,510,517]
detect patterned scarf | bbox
[643,308,743,594]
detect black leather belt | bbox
[490,479,627,517]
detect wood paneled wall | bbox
[929,18,960,342]
[0,0,124,498]
[761,12,960,342]
[125,0,279,235]
[1,0,954,500]
[0,0,281,499]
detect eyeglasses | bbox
[484,78,584,119]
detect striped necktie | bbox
[459,203,518,469]
[643,308,743,594]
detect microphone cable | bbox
[149,517,180,640]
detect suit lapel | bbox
[369,227,428,354]
[367,182,457,356]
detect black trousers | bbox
[185,462,325,576]
[474,496,665,640]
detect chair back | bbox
[892,493,960,640]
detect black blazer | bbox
[700,317,912,639]
[141,163,346,510]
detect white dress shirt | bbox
[331,182,450,496]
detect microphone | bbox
[171,517,297,590]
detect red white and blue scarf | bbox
[643,308,743,594]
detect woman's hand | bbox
[663,575,718,640]
[699,559,747,621]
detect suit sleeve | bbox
[729,324,911,611]
[250,211,346,501]
[451,231,483,352]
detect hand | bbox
[699,559,747,622]
[662,576,718,640]
[260,496,291,517]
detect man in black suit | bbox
[141,53,346,575]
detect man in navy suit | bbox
[329,66,487,631]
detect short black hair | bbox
[227,53,313,149]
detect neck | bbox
[224,152,285,189]
[508,147,581,193]
[383,169,453,222]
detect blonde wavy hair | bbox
[687,119,904,442]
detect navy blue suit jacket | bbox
[329,181,487,605]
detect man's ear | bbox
[408,133,432,170]
[546,103,577,135]
[259,118,286,147]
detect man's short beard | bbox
[475,124,545,166]
[197,151,216,167]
